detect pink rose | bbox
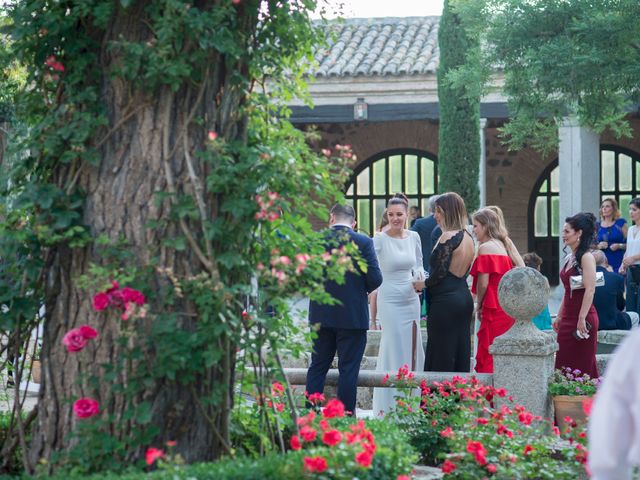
[121,287,145,306]
[73,398,100,419]
[62,325,98,352]
[79,325,98,339]
[92,292,110,311]
[62,328,88,352]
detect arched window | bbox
[345,149,438,236]
[528,145,640,284]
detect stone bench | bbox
[596,329,630,354]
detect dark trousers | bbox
[627,267,640,314]
[305,327,367,415]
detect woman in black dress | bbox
[424,192,475,372]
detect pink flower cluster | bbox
[92,281,146,320]
[321,144,357,162]
[62,325,98,353]
[254,191,280,221]
[45,55,65,72]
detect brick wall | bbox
[306,115,640,254]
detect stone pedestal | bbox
[490,267,558,419]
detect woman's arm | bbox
[577,253,597,336]
[475,273,489,319]
[552,300,564,333]
[369,290,379,330]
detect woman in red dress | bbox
[470,208,522,373]
[553,213,599,378]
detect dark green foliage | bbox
[456,0,640,153]
[437,0,481,211]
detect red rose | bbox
[92,292,110,311]
[397,476,411,480]
[145,447,165,466]
[73,398,100,419]
[487,464,497,473]
[523,444,534,455]
[322,399,345,418]
[355,449,373,467]
[290,435,301,451]
[45,55,64,72]
[307,392,325,404]
[441,459,457,473]
[303,456,328,473]
[271,381,285,396]
[322,429,342,447]
[300,425,317,442]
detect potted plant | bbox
[548,367,599,430]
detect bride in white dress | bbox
[372,194,426,416]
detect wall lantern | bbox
[354,97,368,121]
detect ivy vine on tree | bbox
[0,0,355,474]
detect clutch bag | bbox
[569,271,605,291]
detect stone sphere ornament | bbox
[498,267,550,322]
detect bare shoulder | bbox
[582,251,597,267]
[478,241,503,255]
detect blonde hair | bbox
[473,208,520,266]
[434,192,468,231]
[600,197,621,220]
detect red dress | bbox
[471,254,515,373]
[555,264,599,378]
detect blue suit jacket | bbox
[309,226,383,330]
[593,266,631,330]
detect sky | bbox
[314,0,444,18]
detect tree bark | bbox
[30,3,247,468]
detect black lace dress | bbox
[424,230,474,372]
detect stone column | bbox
[558,117,600,261]
[490,267,558,418]
[479,118,487,207]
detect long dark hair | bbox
[565,212,597,268]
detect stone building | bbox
[288,17,640,284]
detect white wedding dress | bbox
[372,230,425,416]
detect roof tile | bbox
[313,17,440,78]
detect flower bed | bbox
[384,366,590,478]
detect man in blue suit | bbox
[593,250,639,330]
[306,204,383,415]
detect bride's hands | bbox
[412,280,425,293]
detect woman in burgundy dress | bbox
[553,212,599,378]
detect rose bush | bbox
[383,367,589,478]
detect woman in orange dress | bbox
[470,208,522,373]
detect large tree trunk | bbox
[30,3,248,468]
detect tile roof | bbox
[313,17,440,78]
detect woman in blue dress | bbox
[596,198,627,273]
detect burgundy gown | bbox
[555,264,599,378]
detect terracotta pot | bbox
[31,360,41,384]
[553,395,591,431]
